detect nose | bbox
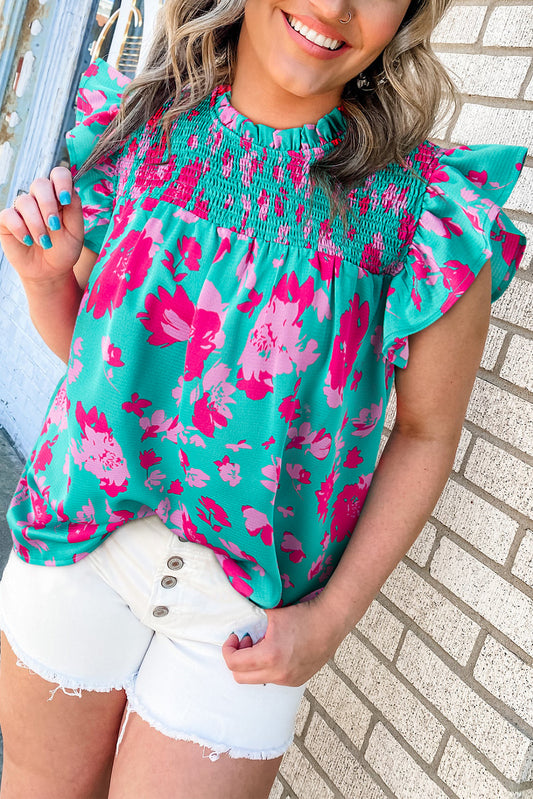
[307,0,350,23]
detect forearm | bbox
[318,425,458,638]
[22,272,83,364]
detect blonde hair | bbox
[75,0,458,196]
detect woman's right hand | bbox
[0,166,85,286]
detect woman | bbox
[0,0,526,796]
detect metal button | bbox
[161,575,177,589]
[167,556,184,570]
[153,605,169,617]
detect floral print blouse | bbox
[7,58,527,608]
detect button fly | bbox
[153,606,169,617]
[167,556,184,570]
[161,575,177,589]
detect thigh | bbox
[109,711,283,799]
[0,632,126,799]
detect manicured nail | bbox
[48,214,60,231]
[39,234,52,249]
[59,190,71,206]
[241,632,252,640]
[22,235,33,246]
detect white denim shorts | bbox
[0,514,307,761]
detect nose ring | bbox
[339,10,351,23]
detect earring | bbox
[356,72,373,91]
[338,10,351,23]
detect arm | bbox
[223,260,492,685]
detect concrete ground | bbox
[0,428,25,781]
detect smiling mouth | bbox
[285,14,345,51]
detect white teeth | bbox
[287,15,343,50]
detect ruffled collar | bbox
[211,86,346,152]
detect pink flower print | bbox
[222,149,234,178]
[237,297,319,400]
[184,464,210,488]
[286,463,311,494]
[139,409,175,441]
[122,392,151,417]
[324,294,370,408]
[439,260,475,314]
[260,456,281,501]
[138,284,194,347]
[191,363,235,437]
[26,487,53,530]
[213,227,233,263]
[331,474,372,542]
[273,271,315,322]
[242,506,273,546]
[236,239,258,291]
[159,157,203,207]
[287,150,310,192]
[315,466,339,522]
[33,436,58,473]
[192,393,228,437]
[185,282,228,381]
[281,531,306,563]
[277,505,294,518]
[87,217,164,319]
[218,539,264,576]
[226,439,252,452]
[68,358,83,384]
[466,169,488,187]
[419,211,463,239]
[381,183,409,214]
[398,211,417,244]
[169,479,184,495]
[214,455,241,486]
[309,251,342,288]
[344,446,364,469]
[281,573,295,589]
[197,496,231,532]
[169,503,205,544]
[308,554,325,581]
[262,436,275,450]
[278,378,301,423]
[218,554,254,598]
[68,501,98,543]
[286,422,332,460]
[132,143,177,194]
[71,402,129,496]
[42,381,70,434]
[105,501,135,533]
[77,86,117,119]
[360,233,384,275]
[351,399,383,437]
[237,287,263,317]
[101,336,124,368]
[140,449,162,470]
[177,236,202,271]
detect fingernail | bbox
[59,190,71,206]
[241,632,252,640]
[39,234,52,250]
[48,214,60,231]
[22,235,33,247]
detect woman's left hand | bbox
[221,594,348,687]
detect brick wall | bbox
[271,3,533,798]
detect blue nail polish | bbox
[59,190,71,206]
[48,214,60,231]
[242,632,252,639]
[39,234,52,250]
[23,235,33,246]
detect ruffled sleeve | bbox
[65,57,131,254]
[382,144,528,368]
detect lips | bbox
[286,14,344,50]
[283,11,349,49]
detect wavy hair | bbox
[74,0,458,199]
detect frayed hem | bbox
[0,622,136,700]
[126,693,293,761]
